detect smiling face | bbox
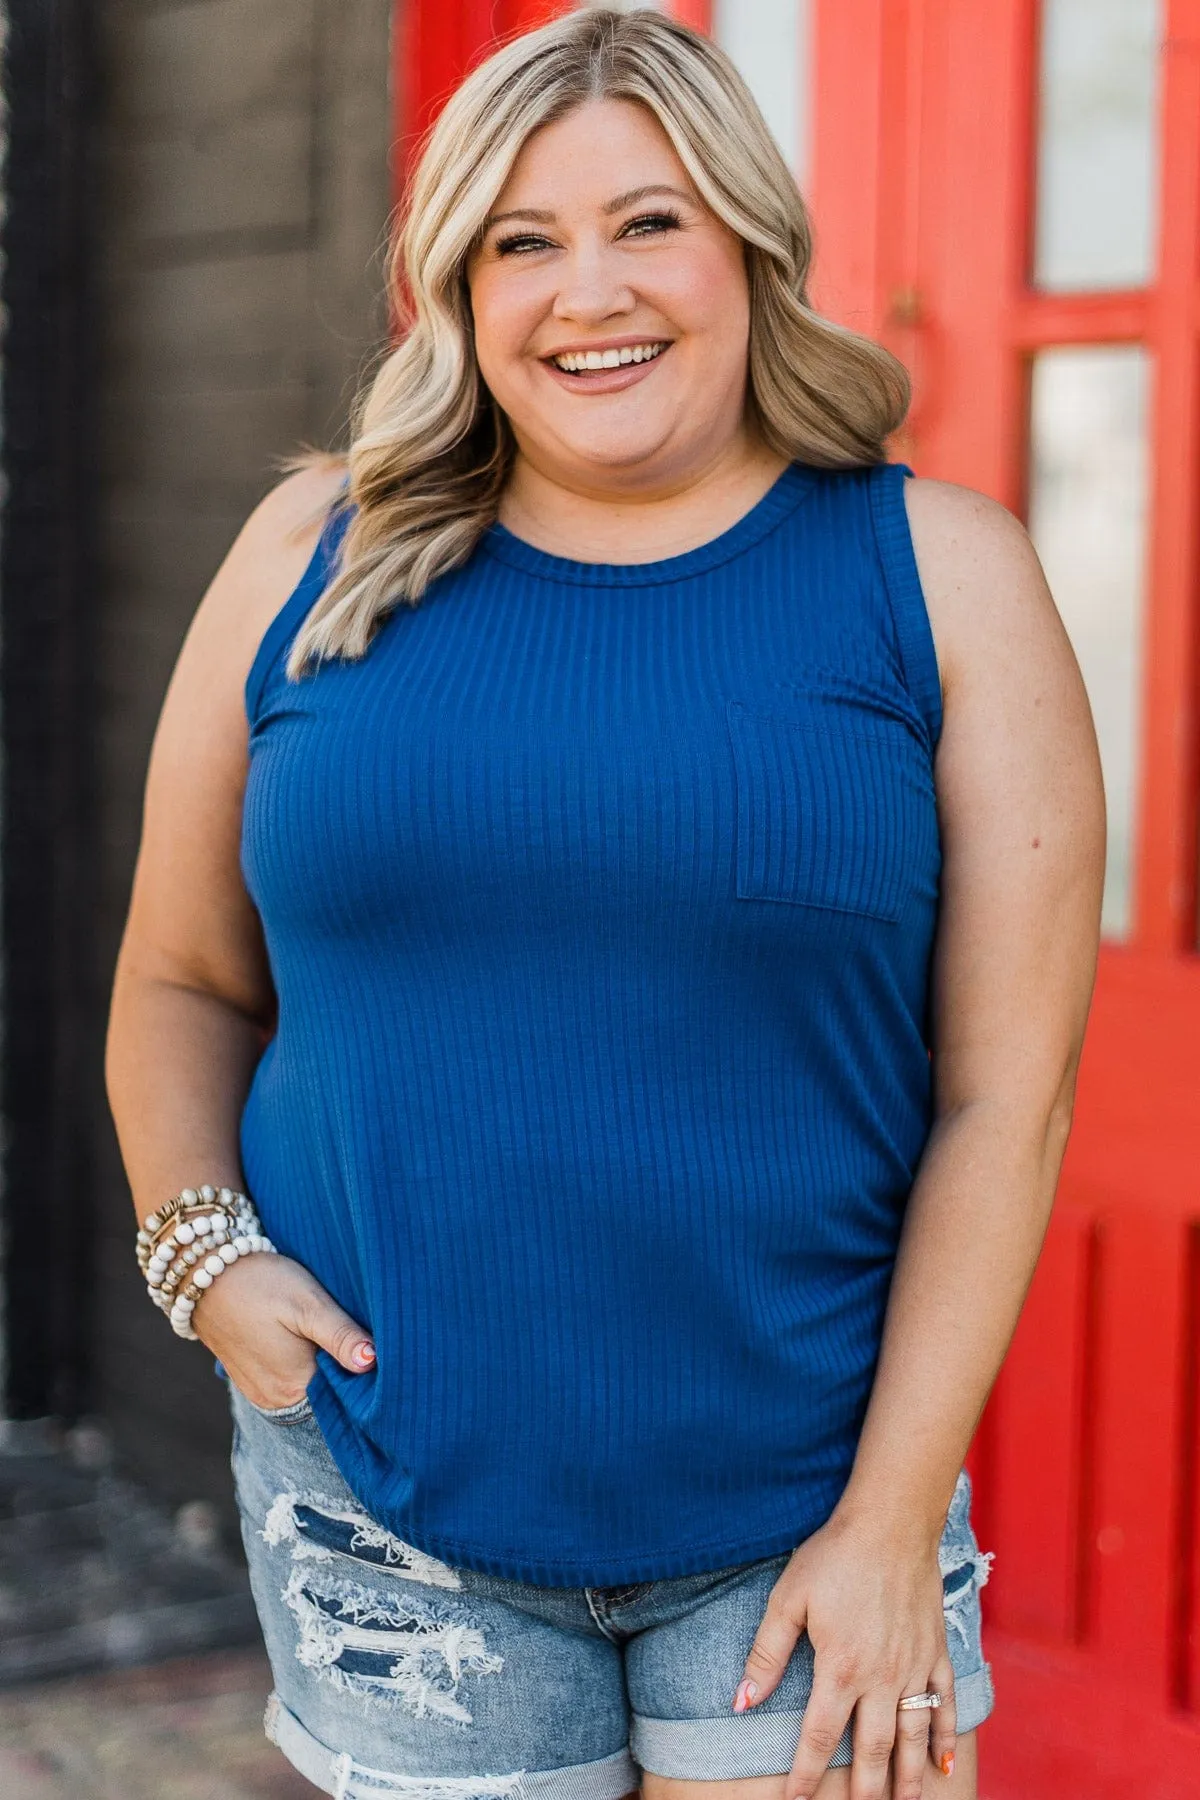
[466,97,755,495]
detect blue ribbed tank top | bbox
[239,459,943,1586]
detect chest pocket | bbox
[725,695,933,923]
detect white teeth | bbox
[551,342,667,374]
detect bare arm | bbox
[735,478,1106,1800]
[837,479,1104,1537]
[105,460,376,1404]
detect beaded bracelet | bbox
[144,1198,260,1304]
[137,1184,277,1340]
[166,1231,278,1340]
[136,1185,252,1273]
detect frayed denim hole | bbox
[939,1543,995,1654]
[294,1503,413,1569]
[941,1563,975,1602]
[280,1565,502,1725]
[262,1491,462,1588]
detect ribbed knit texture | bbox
[239,460,943,1586]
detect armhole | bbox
[243,489,353,726]
[868,461,944,750]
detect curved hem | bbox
[309,1384,843,1587]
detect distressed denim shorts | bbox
[229,1384,995,1800]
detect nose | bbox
[551,241,636,326]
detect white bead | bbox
[180,1188,198,1205]
[199,1184,216,1201]
[147,1271,164,1288]
[193,1268,213,1289]
[175,1222,195,1245]
[233,1236,251,1255]
[219,1242,238,1265]
[205,1213,223,1234]
[203,1254,225,1277]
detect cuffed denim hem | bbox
[629,1661,996,1779]
[265,1692,640,1800]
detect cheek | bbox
[468,275,545,395]
[657,249,750,357]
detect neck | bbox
[496,434,791,566]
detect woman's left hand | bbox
[732,1507,957,1799]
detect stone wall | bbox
[88,0,393,1525]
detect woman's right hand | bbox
[187,1250,376,1409]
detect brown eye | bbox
[620,210,683,239]
[494,232,553,257]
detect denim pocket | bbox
[242,1392,315,1425]
[725,696,927,921]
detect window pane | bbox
[1034,0,1162,291]
[714,0,811,185]
[1027,347,1150,939]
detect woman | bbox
[105,10,1104,1800]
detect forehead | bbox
[493,97,696,209]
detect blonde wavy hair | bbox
[285,4,909,680]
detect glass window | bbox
[714,0,811,185]
[1033,0,1162,291]
[1026,346,1151,939]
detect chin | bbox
[553,430,678,475]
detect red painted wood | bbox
[981,1633,1200,1800]
[1005,289,1150,347]
[393,0,576,202]
[1085,1210,1191,1694]
[668,0,712,30]
[503,0,568,31]
[808,2,1200,1787]
[806,0,886,327]
[1134,1,1200,951]
[1060,948,1200,1209]
[1179,1223,1200,1712]
[985,1207,1093,1645]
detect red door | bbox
[811,3,1200,1792]
[395,3,1200,1792]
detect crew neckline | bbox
[478,460,821,587]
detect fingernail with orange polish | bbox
[939,1750,955,1778]
[732,1678,758,1712]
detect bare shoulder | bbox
[899,476,1103,891]
[142,458,349,828]
[898,476,1061,702]
[176,459,349,693]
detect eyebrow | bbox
[482,183,694,232]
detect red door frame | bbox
[393,2,712,187]
[391,2,1200,1791]
[811,3,1200,1793]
